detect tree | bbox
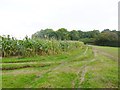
[32,29,55,39]
[101,29,111,33]
[56,28,69,40]
[69,30,79,40]
[95,32,119,46]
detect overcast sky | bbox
[0,0,119,39]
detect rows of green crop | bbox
[1,35,84,57]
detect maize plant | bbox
[1,35,84,57]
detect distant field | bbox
[92,45,119,60]
[93,45,118,55]
[2,45,118,88]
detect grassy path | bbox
[92,45,119,61]
[2,45,118,88]
[79,46,118,88]
[28,46,90,88]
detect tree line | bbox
[32,28,120,47]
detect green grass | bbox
[92,45,119,58]
[31,72,76,88]
[2,74,36,88]
[81,54,118,88]
[0,75,2,89]
[2,45,118,88]
[2,62,57,70]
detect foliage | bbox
[32,28,119,47]
[95,30,120,47]
[79,38,95,44]
[1,35,84,57]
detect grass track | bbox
[2,45,118,88]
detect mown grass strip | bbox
[2,62,61,70]
[78,49,118,88]
[29,46,94,88]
